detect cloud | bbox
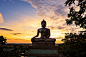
[21,0,70,29]
[10,33,22,35]
[57,26,65,29]
[0,28,13,31]
[3,0,6,1]
[48,26,65,30]
[0,13,4,23]
[32,31,34,32]
[3,0,14,2]
[22,0,67,20]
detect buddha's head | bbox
[41,19,46,28]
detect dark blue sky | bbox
[0,0,36,22]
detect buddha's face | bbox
[41,22,46,28]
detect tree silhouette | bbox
[58,0,86,57]
[65,0,86,29]
[58,32,86,57]
[0,36,7,45]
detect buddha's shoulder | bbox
[45,28,50,30]
[38,28,50,30]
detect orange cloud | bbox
[7,39,31,43]
[0,13,4,23]
[10,33,22,35]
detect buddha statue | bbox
[31,19,56,42]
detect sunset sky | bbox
[0,0,84,44]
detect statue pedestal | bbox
[28,38,59,57]
[32,42,55,47]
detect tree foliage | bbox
[0,36,7,45]
[58,0,86,56]
[65,0,86,29]
[58,32,86,57]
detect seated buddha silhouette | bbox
[31,19,56,42]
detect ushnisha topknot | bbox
[41,19,46,25]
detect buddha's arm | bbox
[47,29,50,38]
[34,29,39,38]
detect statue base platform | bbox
[28,45,59,57]
[27,38,59,57]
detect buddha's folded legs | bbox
[45,38,56,42]
[31,38,45,42]
[31,38,56,42]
